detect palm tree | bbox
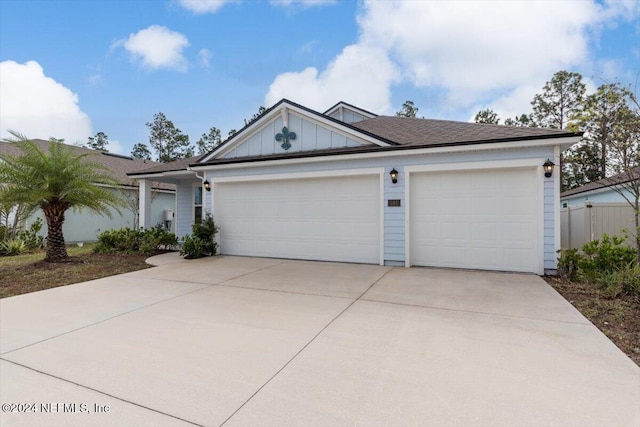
[0,132,125,261]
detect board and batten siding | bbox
[222,113,363,159]
[327,109,370,124]
[204,145,559,272]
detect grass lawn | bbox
[0,244,152,299]
[545,276,640,367]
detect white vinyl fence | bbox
[561,202,636,249]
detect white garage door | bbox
[215,174,380,264]
[410,168,540,273]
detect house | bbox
[560,167,639,207]
[0,139,176,242]
[560,168,638,249]
[128,99,581,275]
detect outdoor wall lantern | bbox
[543,159,554,178]
[390,168,399,184]
[203,180,211,192]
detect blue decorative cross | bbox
[275,126,296,150]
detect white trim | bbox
[404,171,411,268]
[191,182,203,225]
[191,136,582,172]
[553,146,561,266]
[200,101,392,162]
[403,158,542,174]
[210,167,384,184]
[379,172,385,266]
[212,167,385,266]
[404,159,545,274]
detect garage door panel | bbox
[411,168,539,273]
[216,175,380,264]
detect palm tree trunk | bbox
[43,205,68,261]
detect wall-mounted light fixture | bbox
[203,180,211,192]
[390,168,398,184]
[543,159,554,178]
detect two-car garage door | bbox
[213,167,541,273]
[410,168,540,273]
[215,174,380,264]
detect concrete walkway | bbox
[1,255,638,426]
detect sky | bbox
[0,0,639,156]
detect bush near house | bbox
[557,233,639,298]
[181,215,219,259]
[0,218,45,256]
[94,227,177,255]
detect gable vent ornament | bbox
[275,126,296,150]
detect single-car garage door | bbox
[410,168,540,273]
[215,174,381,264]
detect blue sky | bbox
[1,0,638,156]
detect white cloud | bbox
[176,0,238,14]
[108,139,124,155]
[265,44,397,112]
[198,48,212,67]
[270,0,336,7]
[0,60,92,143]
[358,1,601,103]
[266,0,638,117]
[116,25,190,71]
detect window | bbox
[194,185,203,224]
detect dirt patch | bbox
[0,250,152,299]
[545,276,640,366]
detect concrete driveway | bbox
[1,255,638,427]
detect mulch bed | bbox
[0,252,152,299]
[545,276,640,366]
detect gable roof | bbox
[198,99,398,163]
[0,139,175,191]
[561,167,640,198]
[323,101,378,119]
[351,116,576,147]
[128,99,582,174]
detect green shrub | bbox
[18,218,44,251]
[578,234,637,283]
[556,232,639,298]
[557,248,580,281]
[95,227,177,255]
[0,238,26,256]
[180,215,219,259]
[596,262,640,298]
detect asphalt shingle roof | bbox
[0,139,175,191]
[561,167,640,198]
[351,116,576,146]
[127,99,581,174]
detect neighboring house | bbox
[560,168,638,249]
[560,167,639,207]
[128,99,581,275]
[0,140,176,242]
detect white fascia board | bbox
[191,136,582,172]
[210,167,384,183]
[199,101,392,163]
